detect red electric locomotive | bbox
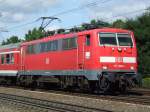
[0,28,139,92]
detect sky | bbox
[0,0,150,42]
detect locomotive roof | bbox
[0,42,21,50]
[21,28,132,46]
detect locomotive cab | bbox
[98,32,137,71]
[95,29,138,92]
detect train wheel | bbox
[89,81,97,93]
[119,81,127,94]
[120,85,127,94]
[99,76,110,93]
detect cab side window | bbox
[86,34,90,46]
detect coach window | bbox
[6,54,10,64]
[86,34,90,46]
[1,54,5,64]
[10,53,14,64]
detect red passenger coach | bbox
[0,28,139,92]
[0,43,20,84]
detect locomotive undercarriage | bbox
[0,71,138,94]
[15,75,89,91]
[0,76,16,86]
[96,71,138,93]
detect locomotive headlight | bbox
[130,66,134,70]
[102,66,108,70]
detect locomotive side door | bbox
[77,35,85,69]
[20,46,26,71]
[77,34,91,69]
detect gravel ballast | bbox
[0,87,150,112]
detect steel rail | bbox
[1,86,150,106]
[0,93,111,112]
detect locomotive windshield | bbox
[99,33,133,47]
[100,33,117,46]
[117,34,133,46]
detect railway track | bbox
[0,86,150,112]
[25,88,150,105]
[0,93,112,112]
[130,88,150,96]
[29,88,150,105]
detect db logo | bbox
[116,57,123,62]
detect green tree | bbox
[2,36,21,45]
[91,19,96,25]
[124,10,150,74]
[90,19,111,28]
[25,27,45,41]
[57,29,65,34]
[112,19,126,28]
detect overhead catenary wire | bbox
[0,27,8,32]
[37,17,61,29]
[66,7,150,28]
[4,1,150,33]
[52,0,113,17]
[105,7,150,20]
[0,0,5,4]
[6,0,113,30]
[6,6,150,33]
[0,1,149,44]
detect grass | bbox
[142,77,150,88]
